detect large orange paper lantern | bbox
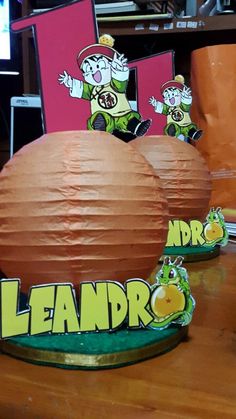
[131,135,211,220]
[0,131,168,292]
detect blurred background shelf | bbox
[98,14,236,34]
[11,0,236,97]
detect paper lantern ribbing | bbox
[0,131,168,292]
[131,135,211,220]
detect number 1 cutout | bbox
[12,0,98,132]
[12,0,173,135]
[130,52,174,135]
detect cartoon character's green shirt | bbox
[82,78,131,118]
[162,102,192,127]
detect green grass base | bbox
[0,326,188,370]
[163,245,220,261]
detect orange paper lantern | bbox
[131,135,211,220]
[0,131,168,292]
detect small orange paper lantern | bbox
[131,135,211,220]
[0,131,168,292]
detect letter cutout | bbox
[80,282,109,331]
[1,280,30,338]
[29,285,55,335]
[166,220,181,247]
[126,280,153,327]
[52,285,80,333]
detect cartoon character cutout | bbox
[148,256,195,330]
[203,207,229,247]
[58,34,151,140]
[149,75,202,143]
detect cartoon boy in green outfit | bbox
[149,75,202,142]
[59,35,151,138]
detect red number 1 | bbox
[12,0,173,135]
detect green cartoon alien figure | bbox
[203,207,229,247]
[149,75,202,143]
[59,34,151,140]
[148,256,195,330]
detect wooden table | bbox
[1,245,236,419]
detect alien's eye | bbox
[169,269,175,279]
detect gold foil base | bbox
[0,327,188,369]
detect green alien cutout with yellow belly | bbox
[203,207,229,247]
[148,256,195,330]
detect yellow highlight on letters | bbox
[0,279,153,338]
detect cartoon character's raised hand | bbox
[58,70,73,89]
[181,85,192,105]
[111,52,128,72]
[149,96,157,108]
[149,96,163,114]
